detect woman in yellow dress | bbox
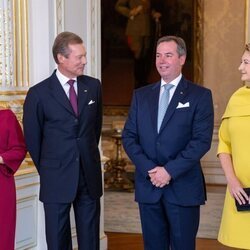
[218,43,250,249]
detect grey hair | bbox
[156,36,187,57]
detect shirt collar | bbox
[161,74,182,88]
[56,69,77,86]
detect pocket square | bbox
[88,100,95,105]
[176,102,190,109]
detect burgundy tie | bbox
[68,79,78,115]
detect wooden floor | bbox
[106,232,235,250]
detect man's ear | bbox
[57,53,65,64]
[180,55,186,66]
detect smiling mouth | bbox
[159,66,169,70]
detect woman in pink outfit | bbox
[0,109,27,250]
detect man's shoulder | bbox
[30,74,54,91]
[135,82,159,94]
[77,75,101,89]
[185,79,211,94]
[78,75,100,83]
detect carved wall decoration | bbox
[56,0,64,34]
[0,0,29,115]
[193,0,203,84]
[0,0,14,87]
[13,0,29,88]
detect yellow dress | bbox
[218,86,250,249]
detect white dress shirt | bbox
[56,69,78,98]
[159,74,182,104]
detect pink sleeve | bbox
[0,110,27,176]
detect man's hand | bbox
[148,166,171,188]
[130,5,143,19]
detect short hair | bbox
[245,43,250,52]
[52,31,83,64]
[156,36,187,57]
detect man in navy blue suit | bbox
[23,32,102,250]
[122,36,214,250]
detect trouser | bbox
[139,199,200,250]
[43,168,100,250]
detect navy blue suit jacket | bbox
[122,77,214,206]
[23,71,103,203]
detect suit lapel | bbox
[77,76,89,116]
[159,77,188,133]
[49,73,89,116]
[148,82,161,133]
[49,72,74,115]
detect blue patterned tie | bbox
[157,84,173,132]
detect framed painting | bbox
[101,0,203,110]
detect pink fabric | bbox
[0,109,27,250]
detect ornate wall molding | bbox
[246,0,250,42]
[0,0,29,119]
[193,0,204,84]
[55,0,64,34]
[0,0,14,87]
[90,1,97,77]
[13,0,29,88]
[88,0,101,79]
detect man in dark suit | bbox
[23,32,102,250]
[122,36,214,250]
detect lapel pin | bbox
[84,90,87,92]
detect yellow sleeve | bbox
[217,118,231,155]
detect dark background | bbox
[101,0,194,107]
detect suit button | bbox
[76,157,79,162]
[77,138,80,141]
[74,119,78,123]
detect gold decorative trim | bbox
[246,0,250,43]
[24,0,29,86]
[0,99,25,122]
[18,0,23,85]
[0,90,27,95]
[103,106,129,116]
[15,166,37,178]
[101,155,109,163]
[193,0,204,84]
[13,0,29,87]
[0,99,24,105]
[12,0,17,86]
[0,101,10,108]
